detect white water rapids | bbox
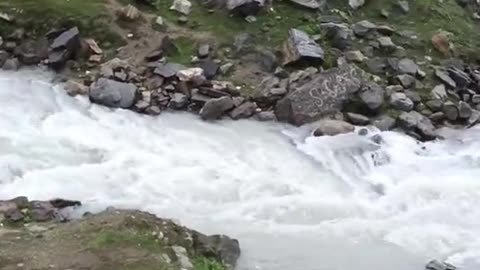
[0,69,479,270]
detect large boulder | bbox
[89,78,137,108]
[229,101,257,119]
[397,111,437,140]
[313,119,355,136]
[282,28,324,66]
[275,64,362,125]
[200,96,235,120]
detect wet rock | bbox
[89,78,137,108]
[345,112,370,125]
[230,101,257,119]
[458,101,472,118]
[435,69,456,89]
[0,50,8,67]
[48,27,80,69]
[146,106,162,115]
[313,120,355,136]
[352,20,377,38]
[397,58,418,75]
[170,0,192,15]
[398,111,437,140]
[1,58,19,70]
[227,0,264,16]
[425,260,456,270]
[349,0,365,9]
[390,92,414,111]
[49,199,81,209]
[64,80,89,96]
[16,39,47,65]
[373,115,396,131]
[431,84,448,100]
[275,65,362,125]
[282,28,324,66]
[443,101,458,121]
[200,96,234,120]
[255,111,277,121]
[468,110,480,127]
[358,82,384,111]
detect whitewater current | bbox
[0,69,479,270]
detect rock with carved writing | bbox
[275,64,363,125]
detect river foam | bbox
[0,69,479,270]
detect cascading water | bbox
[1,69,479,270]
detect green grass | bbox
[89,229,164,251]
[0,0,124,48]
[193,257,226,270]
[345,0,480,58]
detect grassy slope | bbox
[0,0,123,47]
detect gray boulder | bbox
[397,58,418,75]
[282,28,324,66]
[1,58,20,70]
[200,96,234,120]
[390,92,414,111]
[313,120,355,136]
[426,99,443,112]
[169,93,188,109]
[275,65,362,125]
[48,27,80,69]
[397,111,437,140]
[442,101,458,121]
[89,78,137,108]
[458,101,472,119]
[352,20,377,37]
[358,82,385,111]
[230,101,257,119]
[373,115,396,131]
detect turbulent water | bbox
[1,70,480,270]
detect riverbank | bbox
[1,0,480,141]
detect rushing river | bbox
[0,69,479,270]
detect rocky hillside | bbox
[0,197,240,270]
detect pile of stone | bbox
[0,196,81,224]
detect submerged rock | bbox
[313,119,355,136]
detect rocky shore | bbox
[1,0,480,142]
